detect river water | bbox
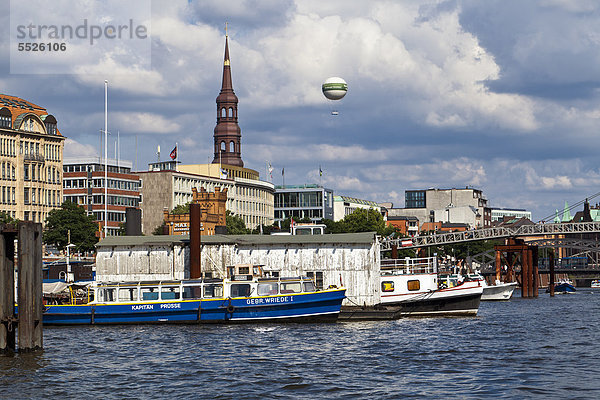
[2,289,599,399]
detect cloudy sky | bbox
[2,0,600,221]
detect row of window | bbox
[275,191,324,208]
[63,178,140,191]
[24,164,60,183]
[0,138,16,156]
[63,164,131,173]
[24,188,60,207]
[45,144,60,161]
[274,209,324,220]
[91,211,126,222]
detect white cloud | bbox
[64,138,98,157]
[111,112,181,134]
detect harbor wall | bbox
[95,233,381,306]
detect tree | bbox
[340,208,388,235]
[172,203,190,215]
[226,211,249,234]
[152,222,167,235]
[43,201,99,252]
[0,211,18,227]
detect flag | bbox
[220,168,228,179]
[319,165,322,177]
[268,162,273,179]
[282,168,285,176]
[170,145,177,160]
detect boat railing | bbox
[380,256,437,275]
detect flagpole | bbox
[104,80,108,239]
[175,142,178,171]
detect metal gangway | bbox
[380,221,600,250]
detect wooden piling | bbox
[189,203,202,279]
[495,250,501,283]
[17,222,43,352]
[549,250,555,297]
[522,247,529,298]
[532,247,539,298]
[0,226,16,353]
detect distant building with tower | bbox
[138,33,274,233]
[0,94,64,224]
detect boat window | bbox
[204,284,223,298]
[381,281,394,292]
[257,282,278,296]
[161,286,180,300]
[306,271,323,290]
[230,284,251,297]
[99,288,116,302]
[141,287,159,301]
[280,282,302,294]
[407,280,420,291]
[182,285,203,299]
[303,281,316,292]
[118,287,138,302]
[238,266,250,275]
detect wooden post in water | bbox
[549,249,555,297]
[17,222,43,352]
[495,250,502,283]
[521,247,529,298]
[189,203,202,279]
[0,226,16,353]
[532,247,539,298]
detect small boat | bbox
[591,279,600,288]
[376,258,483,317]
[549,281,576,294]
[42,264,346,325]
[466,274,518,301]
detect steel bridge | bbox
[380,221,600,250]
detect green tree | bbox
[341,208,388,235]
[43,201,99,252]
[226,210,249,234]
[172,202,190,215]
[152,222,167,235]
[0,211,18,227]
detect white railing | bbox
[380,256,437,275]
[381,222,600,250]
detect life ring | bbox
[227,305,235,313]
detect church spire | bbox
[212,25,243,167]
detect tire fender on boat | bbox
[227,304,235,313]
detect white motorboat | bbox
[467,274,518,301]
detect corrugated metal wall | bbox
[97,239,380,306]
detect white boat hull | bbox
[481,282,518,301]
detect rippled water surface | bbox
[2,289,600,399]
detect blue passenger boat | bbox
[42,265,346,325]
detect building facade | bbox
[162,187,227,235]
[139,161,274,235]
[389,187,490,229]
[274,185,334,223]
[333,195,381,222]
[0,94,65,223]
[63,157,141,236]
[490,207,531,222]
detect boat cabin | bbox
[91,265,319,305]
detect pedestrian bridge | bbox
[380,221,600,250]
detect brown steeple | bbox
[212,31,244,167]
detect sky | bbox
[2,0,600,222]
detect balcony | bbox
[24,153,45,163]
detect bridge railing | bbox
[380,221,600,250]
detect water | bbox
[2,290,600,399]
